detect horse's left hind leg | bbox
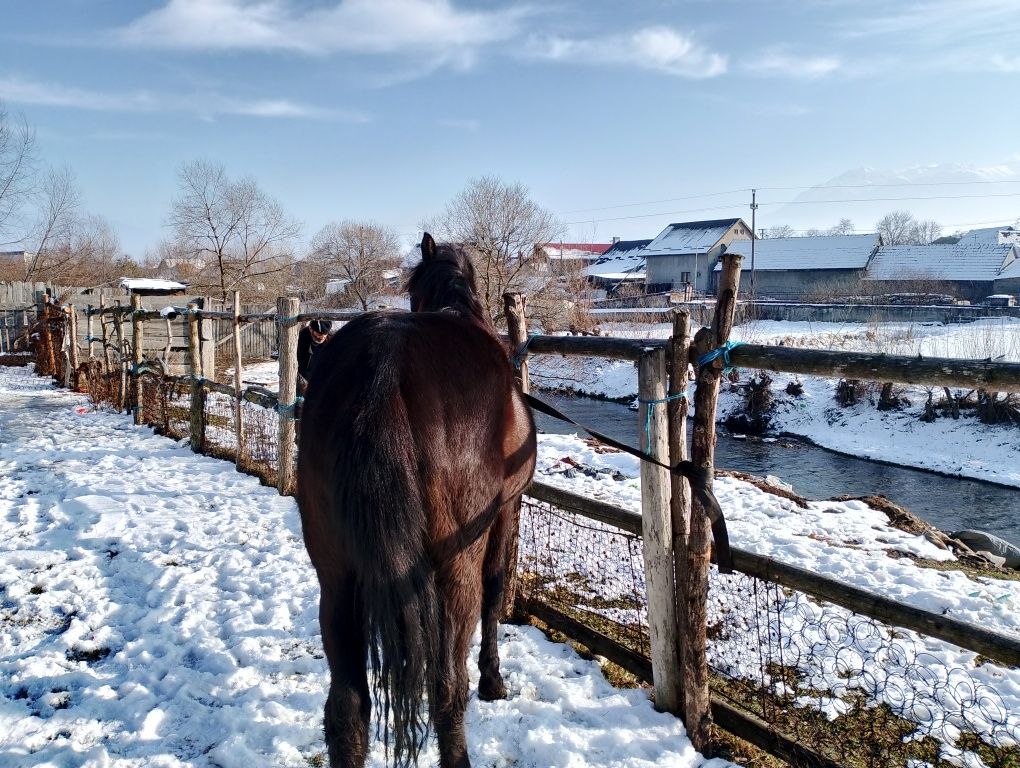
[320,582,370,767]
[478,499,515,701]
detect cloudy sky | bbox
[4,0,1020,256]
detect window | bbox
[681,271,691,283]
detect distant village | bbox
[552,218,1020,307]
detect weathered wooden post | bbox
[638,345,681,714]
[114,301,128,409]
[683,252,742,751]
[187,302,206,453]
[131,295,144,425]
[68,305,79,381]
[86,306,95,360]
[1,311,8,353]
[276,296,301,494]
[232,291,245,469]
[668,308,692,706]
[501,292,529,619]
[100,298,113,384]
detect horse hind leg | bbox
[431,559,482,768]
[477,498,515,701]
[320,581,370,767]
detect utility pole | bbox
[749,189,758,298]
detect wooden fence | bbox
[22,267,1020,766]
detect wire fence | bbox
[516,498,1020,767]
[16,301,1020,767]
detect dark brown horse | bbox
[297,233,537,767]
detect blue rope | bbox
[638,391,691,454]
[696,340,745,372]
[512,333,540,370]
[276,396,304,417]
[278,315,301,324]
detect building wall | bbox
[730,268,865,299]
[644,222,751,293]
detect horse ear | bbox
[421,232,436,261]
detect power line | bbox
[760,191,1020,206]
[563,203,747,227]
[557,179,1020,218]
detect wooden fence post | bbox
[131,295,144,424]
[638,346,681,714]
[86,306,95,360]
[501,292,529,620]
[68,305,79,383]
[683,252,743,752]
[61,307,72,388]
[187,302,206,453]
[668,308,692,707]
[232,291,245,469]
[276,296,301,494]
[115,301,128,410]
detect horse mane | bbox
[406,242,491,330]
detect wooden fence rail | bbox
[34,293,1020,767]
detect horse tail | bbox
[334,371,439,767]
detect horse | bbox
[297,233,537,768]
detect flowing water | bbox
[532,391,1020,545]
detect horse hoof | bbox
[478,677,507,701]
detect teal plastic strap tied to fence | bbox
[696,340,745,371]
[638,390,690,454]
[512,333,540,370]
[276,396,304,417]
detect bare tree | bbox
[23,167,82,281]
[0,101,38,245]
[761,224,795,238]
[306,221,402,310]
[425,176,561,320]
[827,218,855,236]
[876,210,941,245]
[167,160,300,301]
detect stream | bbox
[532,391,1020,545]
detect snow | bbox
[0,366,733,768]
[119,278,187,292]
[530,317,1020,488]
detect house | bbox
[584,239,650,293]
[719,234,881,299]
[863,243,1019,302]
[953,225,1020,246]
[539,242,613,275]
[993,256,1020,299]
[641,219,753,293]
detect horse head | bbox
[409,233,489,326]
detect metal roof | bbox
[585,239,650,279]
[643,218,745,255]
[865,243,1017,282]
[722,234,879,271]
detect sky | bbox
[3,0,1020,258]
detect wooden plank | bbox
[131,295,143,424]
[187,303,205,453]
[232,291,244,470]
[729,344,1020,394]
[276,297,300,495]
[684,252,743,751]
[528,334,668,362]
[525,481,642,535]
[730,549,1020,669]
[710,700,843,768]
[503,292,530,620]
[669,309,692,709]
[638,347,681,713]
[525,602,652,682]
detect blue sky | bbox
[3,0,1020,257]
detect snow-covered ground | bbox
[0,366,733,768]
[530,317,1020,488]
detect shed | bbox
[864,243,1018,302]
[119,278,188,297]
[584,239,650,293]
[641,218,752,293]
[719,234,881,299]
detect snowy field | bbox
[530,317,1020,488]
[0,366,732,768]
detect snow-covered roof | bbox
[643,218,745,256]
[996,256,1020,280]
[956,225,1020,245]
[542,243,612,259]
[865,244,1018,282]
[585,239,650,280]
[720,234,879,272]
[119,278,187,292]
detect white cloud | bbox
[528,26,727,79]
[744,50,841,79]
[0,74,366,121]
[117,0,529,58]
